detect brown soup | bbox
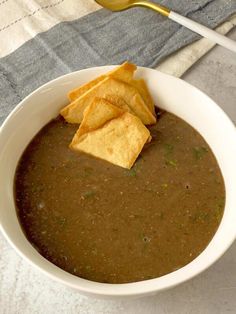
[15,112,225,283]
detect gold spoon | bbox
[95,0,236,53]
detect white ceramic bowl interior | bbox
[1,66,236,298]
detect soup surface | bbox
[15,112,225,283]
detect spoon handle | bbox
[169,11,236,53]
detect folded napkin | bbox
[0,0,235,125]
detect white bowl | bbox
[1,66,236,299]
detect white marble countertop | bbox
[1,29,236,314]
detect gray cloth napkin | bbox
[0,0,235,125]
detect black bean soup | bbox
[15,111,225,283]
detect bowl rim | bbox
[1,65,236,297]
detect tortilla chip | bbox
[76,98,124,138]
[68,76,105,102]
[68,62,136,101]
[70,112,151,169]
[103,94,134,114]
[130,78,155,115]
[61,77,156,125]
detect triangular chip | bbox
[103,94,134,114]
[70,112,151,169]
[68,62,136,101]
[76,98,124,138]
[130,78,155,115]
[61,77,156,125]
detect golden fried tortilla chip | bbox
[103,94,134,114]
[68,62,136,101]
[76,98,124,138]
[70,112,151,169]
[61,77,156,125]
[130,78,155,114]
